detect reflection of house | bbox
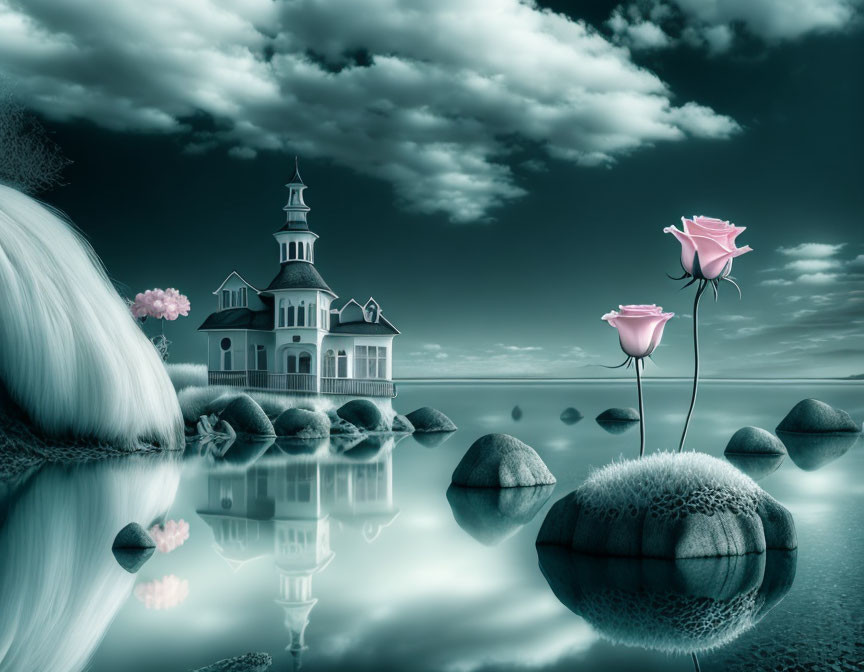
[196,439,398,668]
[199,160,399,398]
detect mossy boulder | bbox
[724,427,787,480]
[336,399,388,432]
[776,399,861,434]
[451,433,556,488]
[406,406,457,433]
[219,395,275,437]
[391,413,415,433]
[537,452,796,559]
[560,407,583,425]
[273,408,330,439]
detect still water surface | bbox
[2,382,862,672]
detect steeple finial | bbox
[283,158,310,230]
[289,156,304,185]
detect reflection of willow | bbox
[197,435,399,670]
[0,456,181,672]
[538,548,796,660]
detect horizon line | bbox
[394,376,863,384]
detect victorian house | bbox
[199,161,399,398]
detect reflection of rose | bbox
[602,305,674,359]
[134,574,189,610]
[149,519,190,553]
[664,216,752,280]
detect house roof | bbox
[263,261,335,295]
[330,316,400,335]
[199,307,274,331]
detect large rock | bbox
[447,484,555,546]
[219,395,275,437]
[596,407,640,435]
[451,433,556,488]
[537,452,797,559]
[391,413,415,433]
[337,399,388,432]
[273,408,330,439]
[776,398,861,434]
[112,522,155,574]
[538,546,796,654]
[560,407,584,425]
[406,407,457,433]
[191,652,272,672]
[724,427,787,480]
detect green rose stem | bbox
[635,357,645,458]
[692,652,701,672]
[679,279,708,453]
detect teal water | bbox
[1,382,862,672]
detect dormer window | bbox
[221,287,248,309]
[365,302,379,322]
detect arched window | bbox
[298,351,312,374]
[297,301,306,327]
[323,350,336,377]
[337,349,348,378]
[289,241,296,259]
[287,302,296,327]
[221,337,232,371]
[278,299,285,327]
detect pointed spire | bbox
[288,155,304,185]
[283,158,310,230]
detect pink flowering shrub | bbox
[134,574,190,610]
[149,519,190,553]
[131,288,190,321]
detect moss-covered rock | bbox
[776,398,861,434]
[537,452,796,558]
[219,395,275,437]
[451,433,556,488]
[725,427,787,456]
[336,399,387,432]
[405,406,457,433]
[273,408,330,439]
[391,413,415,433]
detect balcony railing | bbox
[208,371,395,397]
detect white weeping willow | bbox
[0,184,183,449]
[0,456,182,672]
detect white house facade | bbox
[199,162,399,398]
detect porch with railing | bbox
[207,370,396,397]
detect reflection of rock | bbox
[724,427,786,480]
[560,407,583,425]
[447,484,554,545]
[537,452,796,558]
[273,409,330,439]
[778,431,861,471]
[511,405,523,421]
[337,399,387,432]
[412,431,454,449]
[191,652,272,672]
[406,406,457,433]
[220,395,276,438]
[214,437,276,469]
[451,433,556,488]
[112,522,156,573]
[596,408,640,434]
[776,398,861,434]
[343,435,388,461]
[538,546,796,654]
[275,436,329,455]
[391,413,415,433]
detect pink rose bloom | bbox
[149,519,190,553]
[664,215,753,280]
[134,574,190,610]
[602,304,674,358]
[130,288,190,320]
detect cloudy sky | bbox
[1,0,862,378]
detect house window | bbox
[355,345,368,379]
[309,302,317,328]
[278,299,285,327]
[287,303,296,327]
[289,241,296,260]
[239,287,247,307]
[307,243,313,262]
[281,242,287,262]
[378,347,387,379]
[221,337,232,371]
[337,350,348,378]
[256,345,267,371]
[298,243,305,261]
[286,352,297,373]
[297,301,306,327]
[221,290,230,309]
[298,351,312,374]
[354,345,387,379]
[324,350,336,377]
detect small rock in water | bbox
[191,652,272,672]
[406,406,457,433]
[776,398,861,434]
[725,427,787,456]
[219,395,275,437]
[451,433,556,488]
[273,408,330,438]
[560,407,583,425]
[511,405,523,421]
[112,522,156,574]
[596,407,640,434]
[337,399,388,432]
[391,413,415,433]
[537,452,796,558]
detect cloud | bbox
[784,258,840,272]
[778,242,846,258]
[0,0,739,222]
[496,344,543,352]
[761,278,794,287]
[797,272,841,285]
[607,8,672,50]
